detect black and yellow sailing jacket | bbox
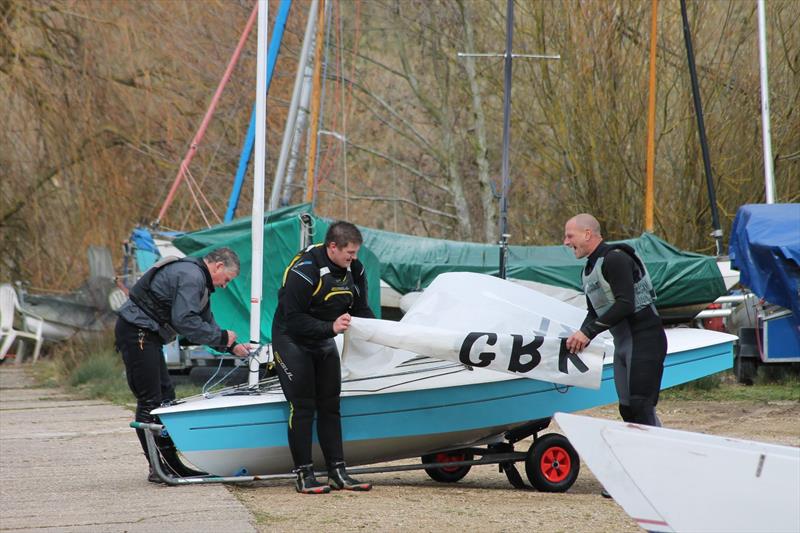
[272,244,375,342]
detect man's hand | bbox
[226,329,238,347]
[231,343,255,357]
[333,313,352,334]
[566,330,590,354]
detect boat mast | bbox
[644,0,658,232]
[497,0,514,279]
[250,0,268,365]
[155,3,259,228]
[457,0,558,279]
[269,0,319,210]
[226,0,293,222]
[303,0,327,204]
[757,0,776,204]
[679,0,723,256]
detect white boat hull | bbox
[555,412,800,533]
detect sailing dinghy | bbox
[148,272,736,489]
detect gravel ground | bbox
[231,399,800,532]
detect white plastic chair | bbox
[0,284,44,364]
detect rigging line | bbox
[312,0,336,197]
[303,0,327,205]
[196,89,249,202]
[185,167,222,224]
[316,0,342,187]
[181,169,213,229]
[346,0,361,117]
[184,170,215,228]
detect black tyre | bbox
[525,433,579,492]
[421,450,473,483]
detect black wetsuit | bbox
[580,242,668,426]
[272,245,374,468]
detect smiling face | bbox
[207,261,238,289]
[326,241,360,269]
[564,219,598,259]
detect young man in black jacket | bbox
[115,247,252,482]
[272,221,375,494]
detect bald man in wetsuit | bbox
[564,214,668,427]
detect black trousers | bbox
[611,321,668,426]
[272,330,343,469]
[115,317,175,456]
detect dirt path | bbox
[232,399,800,532]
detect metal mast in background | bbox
[757,0,776,204]
[457,0,559,278]
[679,0,723,256]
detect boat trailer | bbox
[131,417,580,492]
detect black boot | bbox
[327,462,371,491]
[294,464,331,494]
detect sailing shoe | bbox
[294,464,331,494]
[600,488,613,499]
[327,462,372,491]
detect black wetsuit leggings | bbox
[611,321,668,427]
[272,331,343,469]
[115,318,175,456]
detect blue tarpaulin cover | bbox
[729,203,800,319]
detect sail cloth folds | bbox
[347,318,604,389]
[342,272,609,389]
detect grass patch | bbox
[174,382,204,398]
[29,331,206,406]
[662,370,800,402]
[69,351,134,405]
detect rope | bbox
[185,168,222,224]
[202,355,246,398]
[180,170,212,229]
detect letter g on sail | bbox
[459,332,498,367]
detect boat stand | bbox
[131,417,579,492]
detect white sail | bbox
[343,272,608,389]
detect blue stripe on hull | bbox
[160,342,732,454]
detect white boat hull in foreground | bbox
[555,412,800,533]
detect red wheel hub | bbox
[539,446,572,483]
[436,452,466,473]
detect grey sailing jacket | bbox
[118,258,227,347]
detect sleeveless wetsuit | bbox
[580,242,667,426]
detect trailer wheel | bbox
[421,451,473,483]
[525,433,579,492]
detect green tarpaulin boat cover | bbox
[173,204,725,343]
[360,225,727,309]
[173,204,382,344]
